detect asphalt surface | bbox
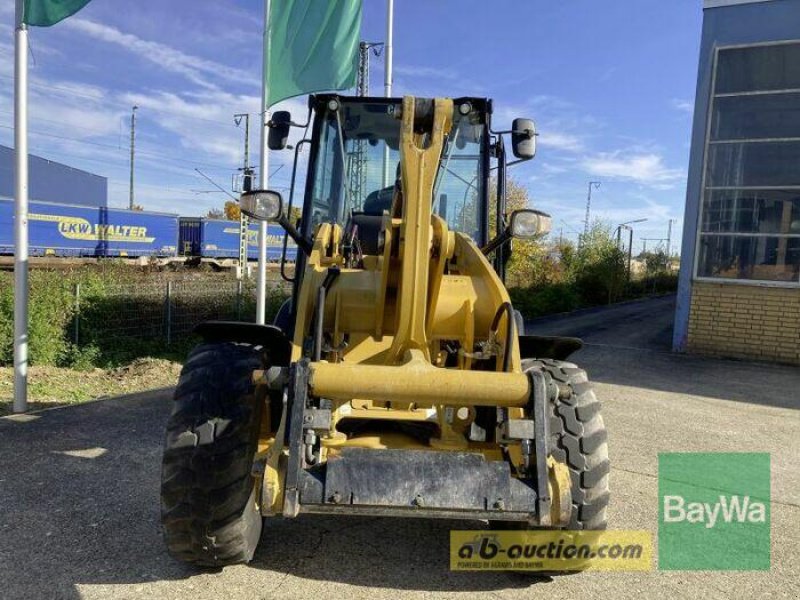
[1,294,798,600]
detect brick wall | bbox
[687,281,800,364]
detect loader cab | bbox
[300,95,492,245]
[269,95,506,287]
[263,94,538,332]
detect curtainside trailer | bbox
[0,198,179,258]
[178,217,297,262]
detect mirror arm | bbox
[506,158,530,168]
[277,214,313,256]
[481,228,512,256]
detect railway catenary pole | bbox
[13,0,29,412]
[129,105,138,210]
[582,181,601,244]
[666,218,675,258]
[235,112,251,279]
[256,0,271,325]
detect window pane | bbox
[702,189,800,234]
[432,113,485,241]
[310,103,402,228]
[711,93,800,140]
[698,234,800,282]
[707,141,800,187]
[716,43,800,94]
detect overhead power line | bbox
[0,123,238,171]
[0,73,251,129]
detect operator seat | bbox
[349,164,400,255]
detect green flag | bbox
[23,0,93,27]
[267,0,362,108]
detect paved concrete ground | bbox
[1,295,798,600]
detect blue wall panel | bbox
[0,145,107,208]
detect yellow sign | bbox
[450,530,653,572]
[29,213,155,243]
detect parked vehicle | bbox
[178,217,297,262]
[0,198,178,258]
[0,199,297,267]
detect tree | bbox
[207,201,242,221]
[641,250,670,274]
[224,200,241,221]
[489,177,556,288]
[570,220,627,304]
[130,204,144,212]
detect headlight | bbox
[240,190,283,222]
[511,209,552,239]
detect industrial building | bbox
[0,144,107,208]
[674,0,800,364]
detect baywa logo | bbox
[658,453,771,571]
[663,494,767,528]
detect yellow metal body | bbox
[259,96,566,519]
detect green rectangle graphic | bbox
[658,452,770,570]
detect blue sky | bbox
[0,0,702,252]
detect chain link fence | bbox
[73,278,288,349]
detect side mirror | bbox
[511,118,537,160]
[481,208,551,256]
[240,190,283,221]
[510,209,551,239]
[268,111,292,150]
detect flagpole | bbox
[382,0,394,187]
[384,0,393,97]
[256,0,271,325]
[13,0,29,413]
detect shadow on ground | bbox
[527,294,799,410]
[2,295,796,598]
[0,393,545,599]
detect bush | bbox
[0,266,289,369]
[1,270,76,366]
[510,283,580,319]
[507,221,676,320]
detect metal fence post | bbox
[73,282,80,345]
[166,281,173,345]
[237,279,243,321]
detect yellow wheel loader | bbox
[160,95,609,567]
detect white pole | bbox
[13,0,29,413]
[256,0,271,325]
[381,0,394,187]
[384,0,394,97]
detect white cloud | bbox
[394,65,459,80]
[120,89,307,168]
[538,131,584,153]
[581,152,684,184]
[62,18,255,91]
[539,163,569,175]
[671,98,694,114]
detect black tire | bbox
[523,358,610,530]
[160,342,266,567]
